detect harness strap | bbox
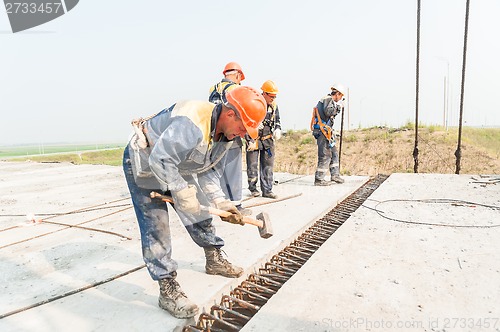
[311,107,332,141]
[260,134,273,141]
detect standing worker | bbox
[123,86,267,319]
[311,83,346,186]
[209,62,250,215]
[246,80,282,198]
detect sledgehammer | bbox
[150,191,273,238]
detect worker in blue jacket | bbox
[123,86,266,319]
[208,62,251,215]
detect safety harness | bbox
[209,81,235,104]
[310,107,333,142]
[247,104,277,155]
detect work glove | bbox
[172,185,200,215]
[215,200,244,225]
[257,122,264,130]
[273,129,282,140]
[247,140,258,151]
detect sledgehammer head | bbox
[256,212,273,238]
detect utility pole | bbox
[436,56,450,131]
[443,76,446,127]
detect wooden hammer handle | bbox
[150,192,263,227]
[205,206,263,228]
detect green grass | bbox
[5,146,125,166]
[4,143,125,166]
[461,127,500,157]
[0,143,125,158]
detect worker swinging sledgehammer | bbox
[123,86,267,319]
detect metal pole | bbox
[339,96,346,174]
[455,0,471,174]
[413,0,421,173]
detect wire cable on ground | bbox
[363,198,500,228]
[0,206,133,249]
[0,203,132,218]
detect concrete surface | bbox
[0,161,368,332]
[241,173,500,332]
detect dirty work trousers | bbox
[314,134,340,181]
[246,144,275,194]
[122,146,224,281]
[220,141,243,205]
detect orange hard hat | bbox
[223,62,245,81]
[225,86,266,139]
[261,80,279,95]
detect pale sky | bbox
[1,0,499,145]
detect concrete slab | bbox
[0,161,368,331]
[241,173,500,332]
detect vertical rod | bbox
[413,0,421,173]
[339,93,346,174]
[455,0,471,174]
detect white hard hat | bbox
[330,83,346,96]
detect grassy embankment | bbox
[2,126,499,175]
[1,143,125,166]
[275,125,499,176]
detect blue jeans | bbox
[123,146,224,280]
[220,144,243,203]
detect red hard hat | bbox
[223,62,245,81]
[225,86,266,139]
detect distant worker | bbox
[123,86,267,319]
[311,83,346,186]
[209,62,250,215]
[246,80,282,198]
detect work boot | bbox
[237,204,252,216]
[204,247,244,278]
[314,179,333,186]
[331,175,345,184]
[250,189,261,197]
[262,191,278,199]
[158,274,199,319]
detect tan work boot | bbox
[331,175,345,184]
[262,191,278,199]
[204,247,244,278]
[158,274,199,319]
[250,189,261,197]
[314,179,333,186]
